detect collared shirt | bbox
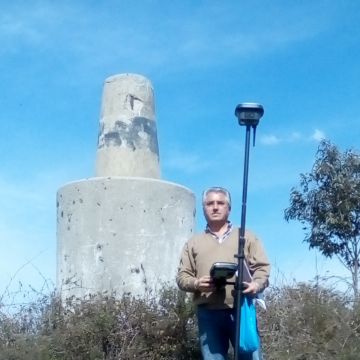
[205,221,233,244]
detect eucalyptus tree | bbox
[285,140,360,298]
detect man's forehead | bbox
[205,192,227,200]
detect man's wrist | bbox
[194,279,199,291]
[253,281,260,293]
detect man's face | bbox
[203,191,230,225]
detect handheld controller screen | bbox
[210,262,237,287]
[210,261,252,288]
[210,262,237,279]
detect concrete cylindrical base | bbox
[56,177,195,299]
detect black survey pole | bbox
[233,103,264,360]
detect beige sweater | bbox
[176,227,270,309]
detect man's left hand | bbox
[242,281,259,295]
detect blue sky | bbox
[1,0,359,301]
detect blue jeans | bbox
[197,306,262,360]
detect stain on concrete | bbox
[103,131,122,147]
[126,94,142,110]
[130,267,140,274]
[98,117,159,156]
[95,243,105,263]
[97,123,105,148]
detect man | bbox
[176,187,270,360]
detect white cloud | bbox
[0,4,61,51]
[289,132,302,141]
[311,129,326,142]
[259,129,326,146]
[164,151,211,174]
[0,1,337,71]
[260,134,281,145]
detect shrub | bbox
[0,281,359,359]
[260,282,360,360]
[0,286,201,360]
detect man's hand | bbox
[242,281,260,295]
[194,275,216,292]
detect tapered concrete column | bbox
[96,74,160,178]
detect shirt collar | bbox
[205,221,233,243]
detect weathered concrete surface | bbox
[57,177,195,299]
[96,73,160,178]
[57,73,195,299]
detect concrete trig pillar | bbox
[57,74,195,300]
[96,74,160,178]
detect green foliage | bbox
[284,140,360,297]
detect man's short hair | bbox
[202,187,232,210]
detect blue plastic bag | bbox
[240,295,259,353]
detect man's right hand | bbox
[194,275,216,292]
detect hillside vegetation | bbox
[0,281,359,359]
